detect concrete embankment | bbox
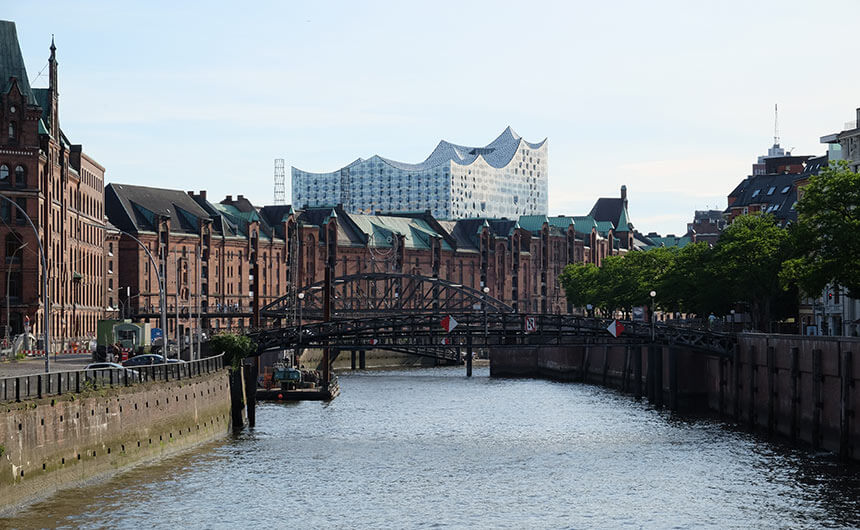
[0,369,234,512]
[491,334,860,461]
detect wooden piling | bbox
[767,344,775,436]
[634,345,643,400]
[812,348,822,450]
[351,350,357,370]
[840,347,852,461]
[359,350,366,370]
[581,343,590,383]
[668,347,678,411]
[748,345,757,427]
[718,357,726,417]
[790,346,799,442]
[655,346,664,409]
[733,343,741,422]
[601,345,609,386]
[622,345,631,393]
[466,335,473,378]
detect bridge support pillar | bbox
[466,335,473,378]
[351,350,357,370]
[668,347,678,412]
[634,345,643,400]
[359,350,366,370]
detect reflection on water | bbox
[3,366,860,528]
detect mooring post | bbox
[840,347,852,461]
[466,334,473,378]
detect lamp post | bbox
[295,291,304,367]
[5,241,26,348]
[482,286,490,353]
[649,290,657,342]
[0,194,49,372]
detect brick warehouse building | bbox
[0,21,106,342]
[105,184,634,339]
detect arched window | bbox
[0,165,7,181]
[14,166,25,187]
[7,121,15,140]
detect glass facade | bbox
[292,128,548,220]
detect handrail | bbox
[0,354,226,403]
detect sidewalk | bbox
[0,353,92,378]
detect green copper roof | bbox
[0,21,35,105]
[595,220,615,236]
[616,205,631,231]
[348,214,453,251]
[517,215,548,233]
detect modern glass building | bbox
[292,127,547,219]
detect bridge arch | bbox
[261,272,515,321]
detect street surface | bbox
[0,354,92,377]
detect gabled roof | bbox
[106,183,212,235]
[0,21,36,105]
[589,197,632,231]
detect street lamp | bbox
[482,286,490,350]
[649,290,657,342]
[730,309,735,333]
[295,291,304,367]
[5,241,26,348]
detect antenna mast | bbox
[274,158,286,205]
[773,104,779,146]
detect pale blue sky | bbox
[6,1,860,235]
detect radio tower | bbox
[773,103,780,146]
[274,158,285,205]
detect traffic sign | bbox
[524,316,537,333]
[441,315,458,333]
[607,320,624,338]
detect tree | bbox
[559,262,599,311]
[209,332,257,370]
[711,213,791,330]
[781,161,860,297]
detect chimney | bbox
[225,195,232,202]
[238,194,244,200]
[200,190,206,200]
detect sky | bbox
[5,0,860,236]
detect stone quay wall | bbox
[0,369,232,512]
[490,334,860,460]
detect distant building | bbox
[686,210,726,246]
[725,151,826,226]
[0,21,106,340]
[292,127,548,220]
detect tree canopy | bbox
[781,161,860,297]
[209,332,257,370]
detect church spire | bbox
[48,34,59,138]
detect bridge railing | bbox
[0,355,225,403]
[248,312,736,357]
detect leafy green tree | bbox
[781,161,860,297]
[209,332,257,370]
[657,242,730,317]
[559,262,599,311]
[711,213,791,330]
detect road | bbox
[0,354,93,377]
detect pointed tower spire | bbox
[48,34,59,138]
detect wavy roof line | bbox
[294,127,546,175]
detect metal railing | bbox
[0,354,225,403]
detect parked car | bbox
[84,362,140,381]
[122,354,167,367]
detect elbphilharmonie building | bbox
[291,127,547,219]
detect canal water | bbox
[4,366,860,528]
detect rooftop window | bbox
[767,186,776,195]
[751,189,760,198]
[781,186,790,194]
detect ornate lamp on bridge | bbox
[482,286,490,350]
[649,290,656,342]
[295,292,304,367]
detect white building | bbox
[292,127,547,220]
